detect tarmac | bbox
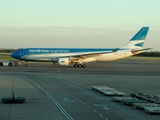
[0,60,160,120]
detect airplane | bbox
[11,27,151,68]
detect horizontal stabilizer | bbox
[131,48,152,54]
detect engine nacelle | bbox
[58,58,69,66]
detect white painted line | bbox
[103,107,109,110]
[93,109,97,112]
[94,104,108,107]
[59,79,147,120]
[25,77,74,120]
[88,106,91,108]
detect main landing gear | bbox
[25,62,29,67]
[74,64,86,68]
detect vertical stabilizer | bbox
[124,27,149,49]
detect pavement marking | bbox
[38,77,105,119]
[62,98,75,103]
[93,109,97,112]
[102,107,109,110]
[25,77,74,120]
[88,106,91,108]
[94,104,108,107]
[59,79,147,120]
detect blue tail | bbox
[130,27,149,41]
[124,27,149,48]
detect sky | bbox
[0,0,160,51]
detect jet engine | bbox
[58,58,69,66]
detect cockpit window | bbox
[15,50,22,55]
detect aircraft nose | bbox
[10,53,15,58]
[10,52,17,59]
[10,51,22,60]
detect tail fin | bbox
[124,27,149,48]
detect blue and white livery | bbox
[11,27,151,68]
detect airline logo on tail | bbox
[134,42,144,47]
[130,27,149,41]
[124,27,149,48]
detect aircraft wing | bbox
[70,51,111,59]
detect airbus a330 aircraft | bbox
[11,27,150,68]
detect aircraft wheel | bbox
[82,64,86,68]
[25,64,29,67]
[78,64,82,68]
[74,64,78,68]
[8,62,13,67]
